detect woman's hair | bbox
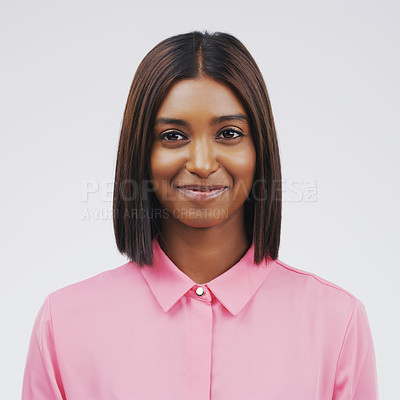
[113,30,282,266]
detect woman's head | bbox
[113,30,282,266]
[150,75,256,232]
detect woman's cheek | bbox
[221,146,256,185]
[150,148,182,203]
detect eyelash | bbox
[159,129,244,142]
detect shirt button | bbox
[195,286,205,296]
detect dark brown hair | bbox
[113,30,282,266]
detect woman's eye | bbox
[159,129,243,142]
[159,131,187,142]
[217,129,244,140]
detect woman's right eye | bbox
[159,131,187,142]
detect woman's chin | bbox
[170,207,230,228]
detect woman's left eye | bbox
[216,129,244,140]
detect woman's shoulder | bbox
[268,258,361,310]
[46,260,144,311]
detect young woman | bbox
[22,31,379,399]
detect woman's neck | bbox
[158,208,250,284]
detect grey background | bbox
[1,0,398,398]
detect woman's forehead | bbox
[156,77,247,118]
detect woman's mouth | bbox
[176,185,228,201]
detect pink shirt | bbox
[22,234,379,399]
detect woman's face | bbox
[150,76,256,228]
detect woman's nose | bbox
[185,138,219,178]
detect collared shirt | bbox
[22,234,379,399]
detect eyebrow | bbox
[154,113,249,127]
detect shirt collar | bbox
[138,233,273,316]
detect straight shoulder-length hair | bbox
[113,30,282,266]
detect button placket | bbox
[185,288,213,400]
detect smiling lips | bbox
[177,184,228,200]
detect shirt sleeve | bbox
[332,298,379,399]
[22,294,66,400]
